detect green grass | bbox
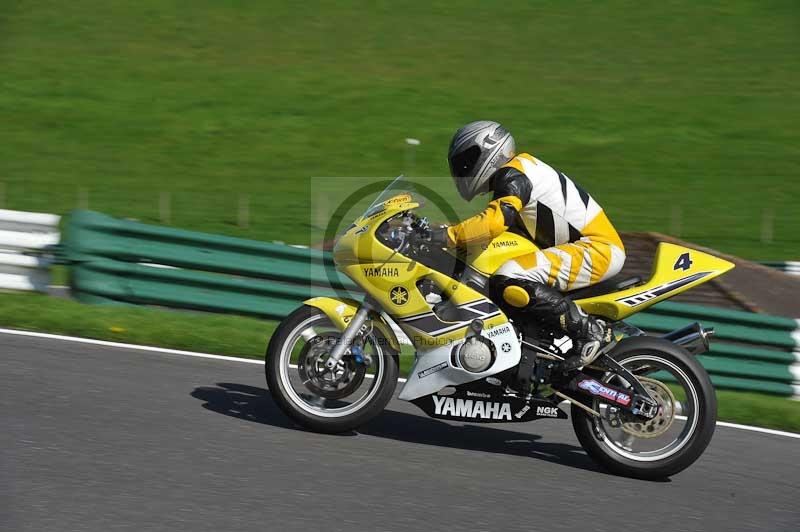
[0,291,278,358]
[1,1,798,259]
[715,388,800,433]
[1,292,797,432]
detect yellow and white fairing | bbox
[572,242,734,320]
[310,194,522,401]
[305,193,734,401]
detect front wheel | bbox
[571,336,717,479]
[266,305,399,434]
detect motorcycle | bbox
[265,177,734,479]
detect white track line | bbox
[0,327,796,439]
[0,328,409,382]
[0,327,263,365]
[714,421,800,439]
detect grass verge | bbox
[0,291,277,359]
[715,389,799,434]
[1,292,797,433]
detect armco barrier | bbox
[62,210,355,317]
[71,259,339,319]
[0,209,59,292]
[61,210,800,397]
[627,303,800,396]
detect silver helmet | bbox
[447,121,516,201]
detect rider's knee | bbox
[490,275,566,314]
[601,245,626,281]
[490,275,529,309]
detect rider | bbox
[431,120,625,369]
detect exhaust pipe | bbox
[662,322,714,355]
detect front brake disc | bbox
[297,334,367,400]
[621,377,676,438]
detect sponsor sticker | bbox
[485,377,502,386]
[486,325,511,338]
[385,194,412,205]
[578,379,632,406]
[466,391,491,399]
[492,240,518,249]
[417,361,448,379]
[515,405,560,419]
[536,406,560,417]
[363,266,399,277]
[501,342,512,353]
[432,396,513,421]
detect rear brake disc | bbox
[621,377,676,439]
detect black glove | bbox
[428,225,450,248]
[409,223,449,251]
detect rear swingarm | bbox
[564,365,659,420]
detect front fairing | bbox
[329,192,519,401]
[332,194,419,266]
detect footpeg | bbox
[578,340,601,366]
[559,338,613,372]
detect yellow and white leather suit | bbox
[446,153,626,292]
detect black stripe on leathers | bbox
[535,202,556,249]
[558,172,568,203]
[558,168,591,207]
[574,180,591,207]
[568,224,582,243]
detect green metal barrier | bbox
[70,259,340,319]
[62,210,800,398]
[63,210,357,295]
[627,301,799,396]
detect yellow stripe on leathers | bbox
[560,243,586,286]
[582,210,624,251]
[542,250,563,285]
[503,153,537,173]
[447,195,523,247]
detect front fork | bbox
[323,299,376,370]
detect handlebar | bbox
[380,211,432,254]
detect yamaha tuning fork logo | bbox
[389,286,409,306]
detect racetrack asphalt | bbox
[2,333,798,532]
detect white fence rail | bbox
[0,209,60,292]
[761,261,800,276]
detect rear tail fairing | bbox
[575,243,734,320]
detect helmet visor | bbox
[448,145,482,178]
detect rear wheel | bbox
[265,305,399,434]
[571,336,716,479]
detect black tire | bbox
[265,305,399,434]
[571,336,717,480]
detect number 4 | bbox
[674,252,693,271]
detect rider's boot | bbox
[558,303,615,371]
[491,277,615,371]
